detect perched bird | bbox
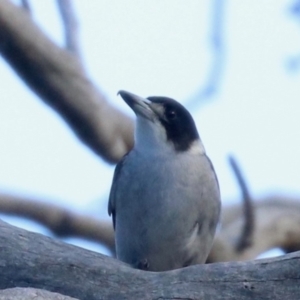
[108,90,221,271]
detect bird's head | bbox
[118,90,205,154]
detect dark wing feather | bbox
[108,154,128,229]
[205,154,220,192]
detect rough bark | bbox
[0,219,299,300]
[0,287,79,300]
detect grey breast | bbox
[114,149,220,271]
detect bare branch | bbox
[1,191,300,263]
[186,0,226,108]
[0,0,134,163]
[0,219,299,300]
[0,192,115,253]
[209,195,300,262]
[228,155,255,253]
[56,0,81,57]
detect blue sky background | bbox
[1,0,299,256]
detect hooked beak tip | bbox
[117,90,154,120]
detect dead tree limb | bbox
[0,192,114,252]
[0,192,300,263]
[209,195,300,262]
[0,219,299,300]
[0,0,134,163]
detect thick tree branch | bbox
[0,219,299,300]
[0,0,134,163]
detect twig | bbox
[56,0,81,58]
[186,0,226,108]
[228,155,254,253]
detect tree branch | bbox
[0,219,299,300]
[186,0,226,108]
[1,192,300,263]
[209,195,300,262]
[0,0,134,163]
[56,0,81,57]
[0,192,114,253]
[228,155,254,252]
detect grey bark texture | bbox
[0,219,299,300]
[0,287,79,300]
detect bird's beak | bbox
[118,90,154,120]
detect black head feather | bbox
[147,96,200,152]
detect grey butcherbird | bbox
[108,90,221,271]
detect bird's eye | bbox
[166,109,177,120]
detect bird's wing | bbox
[108,154,128,229]
[204,153,220,192]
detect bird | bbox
[108,90,221,271]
